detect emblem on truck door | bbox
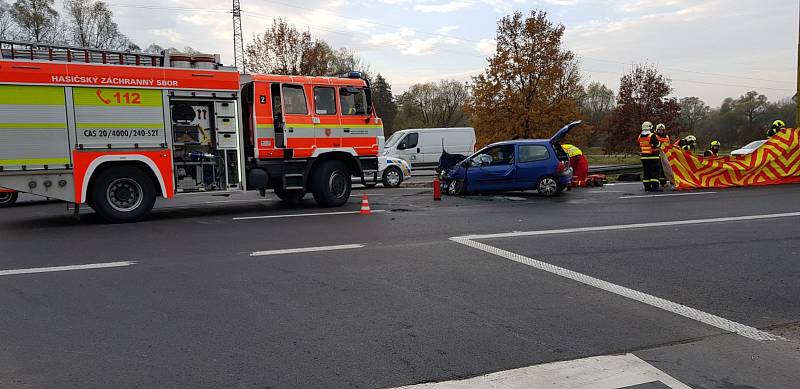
[325,128,331,136]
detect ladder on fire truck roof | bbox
[0,39,166,67]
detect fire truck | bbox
[0,40,382,222]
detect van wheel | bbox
[537,176,560,197]
[0,192,18,208]
[273,187,305,204]
[90,166,155,223]
[382,166,403,188]
[311,160,351,207]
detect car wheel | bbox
[273,187,305,204]
[0,191,18,208]
[537,176,560,197]
[89,166,156,223]
[311,160,351,207]
[382,166,403,188]
[447,179,465,195]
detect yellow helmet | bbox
[710,140,721,147]
[772,119,785,129]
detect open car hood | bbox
[549,121,582,143]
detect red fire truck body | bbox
[0,41,382,221]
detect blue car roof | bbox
[485,121,583,148]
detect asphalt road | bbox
[1,182,799,388]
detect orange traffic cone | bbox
[360,193,372,215]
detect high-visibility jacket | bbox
[562,144,583,158]
[639,133,659,157]
[655,134,670,148]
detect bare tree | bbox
[63,0,128,49]
[678,97,709,132]
[246,18,312,75]
[0,0,16,40]
[580,82,615,125]
[396,80,469,129]
[10,0,60,43]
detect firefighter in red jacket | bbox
[562,144,588,186]
[638,121,662,192]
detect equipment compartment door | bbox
[0,85,71,170]
[72,87,167,149]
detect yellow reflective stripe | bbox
[0,158,70,165]
[0,85,65,105]
[640,156,660,160]
[72,88,162,107]
[76,123,163,128]
[0,123,66,128]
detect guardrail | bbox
[589,164,641,175]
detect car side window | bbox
[473,145,514,166]
[519,145,550,163]
[281,84,308,115]
[400,133,418,149]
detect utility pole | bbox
[232,0,246,72]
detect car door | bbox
[516,144,555,189]
[466,144,517,192]
[395,132,419,165]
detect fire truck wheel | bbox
[382,166,403,188]
[273,187,305,204]
[0,191,18,208]
[311,160,351,207]
[90,166,156,223]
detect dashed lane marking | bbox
[250,244,364,257]
[233,210,385,220]
[619,192,717,199]
[0,261,137,276]
[392,353,690,389]
[452,212,800,341]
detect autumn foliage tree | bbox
[468,10,582,146]
[603,63,680,154]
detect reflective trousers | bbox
[641,157,661,191]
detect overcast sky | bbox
[103,0,798,106]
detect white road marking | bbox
[0,261,137,276]
[352,193,385,196]
[605,182,642,186]
[233,210,385,220]
[393,353,690,389]
[619,191,717,199]
[451,236,781,341]
[459,211,800,241]
[586,190,623,193]
[250,244,364,257]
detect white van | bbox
[383,128,476,167]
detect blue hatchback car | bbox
[444,121,579,196]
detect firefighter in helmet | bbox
[678,135,697,151]
[638,121,661,192]
[767,119,785,137]
[704,140,721,157]
[654,124,670,187]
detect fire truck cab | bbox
[0,40,382,222]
